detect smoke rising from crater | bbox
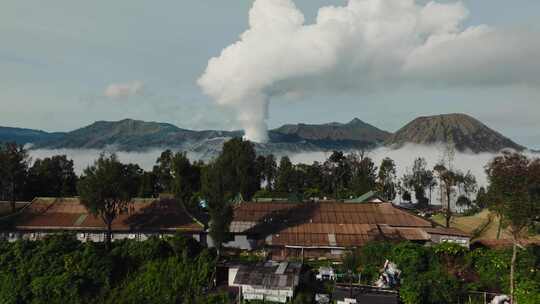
[198,0,540,142]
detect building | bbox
[0,201,30,216]
[333,286,399,304]
[345,191,385,203]
[228,261,301,303]
[316,266,336,281]
[0,197,205,242]
[224,201,470,259]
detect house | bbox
[316,266,336,281]
[228,261,301,303]
[345,191,385,203]
[0,197,205,242]
[222,201,470,259]
[333,286,399,304]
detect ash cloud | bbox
[198,0,540,142]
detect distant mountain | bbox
[0,118,384,157]
[0,126,64,145]
[273,118,390,143]
[31,119,240,151]
[385,113,524,153]
[1,114,526,156]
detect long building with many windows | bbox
[0,197,205,242]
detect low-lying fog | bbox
[29,144,540,190]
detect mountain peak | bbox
[348,117,365,125]
[386,113,524,153]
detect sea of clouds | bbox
[28,144,540,189]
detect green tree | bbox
[0,143,29,212]
[171,152,200,209]
[26,155,78,199]
[215,138,259,200]
[153,150,174,193]
[475,186,489,209]
[275,156,295,194]
[434,162,458,228]
[348,153,377,198]
[123,163,144,196]
[202,163,233,257]
[402,157,434,206]
[377,157,397,201]
[138,170,159,197]
[486,151,540,302]
[264,154,277,191]
[78,154,138,249]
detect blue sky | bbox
[1,0,539,149]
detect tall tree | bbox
[26,155,77,199]
[153,150,174,193]
[263,154,277,191]
[215,138,259,200]
[486,151,540,303]
[349,153,377,198]
[434,163,458,228]
[0,143,29,212]
[377,157,397,201]
[255,155,267,190]
[275,156,295,194]
[138,170,159,198]
[201,163,232,258]
[456,170,478,200]
[78,154,137,249]
[402,157,434,206]
[171,152,200,209]
[475,186,489,209]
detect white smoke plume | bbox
[104,81,144,99]
[198,0,540,142]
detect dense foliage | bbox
[0,234,226,304]
[351,242,540,304]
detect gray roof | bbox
[233,261,301,289]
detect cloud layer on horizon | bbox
[29,144,540,191]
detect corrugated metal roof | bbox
[233,262,301,288]
[230,202,464,248]
[422,227,470,237]
[14,197,204,232]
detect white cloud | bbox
[198,0,540,143]
[104,81,144,98]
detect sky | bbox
[1,0,540,149]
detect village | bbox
[0,135,539,304]
[1,188,535,304]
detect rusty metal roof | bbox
[233,202,432,227]
[14,197,204,232]
[422,227,470,237]
[232,202,438,248]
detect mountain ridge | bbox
[0,114,526,156]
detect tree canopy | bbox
[78,154,138,248]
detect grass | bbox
[432,209,540,241]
